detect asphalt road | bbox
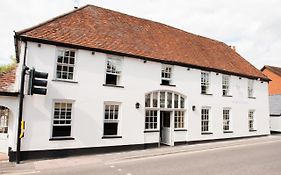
[33,138,281,175]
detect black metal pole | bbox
[16,41,27,164]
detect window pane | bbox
[174,94,179,108]
[160,92,165,108]
[104,123,118,135]
[145,94,151,107]
[106,74,118,85]
[167,92,172,108]
[153,92,158,107]
[52,126,71,137]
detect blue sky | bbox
[1,0,280,69]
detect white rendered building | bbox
[0,5,270,161]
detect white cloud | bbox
[0,0,280,69]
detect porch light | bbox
[192,105,196,111]
[135,102,140,109]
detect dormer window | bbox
[161,64,173,85]
[105,56,122,86]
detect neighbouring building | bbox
[261,65,281,132]
[0,5,271,161]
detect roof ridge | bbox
[16,4,90,36]
[86,4,224,45]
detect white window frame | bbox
[223,108,231,132]
[0,107,9,134]
[201,72,210,94]
[55,48,77,81]
[161,64,173,85]
[51,100,74,138]
[103,102,121,136]
[248,80,254,98]
[248,110,255,131]
[105,55,123,86]
[201,107,211,133]
[174,111,184,129]
[222,75,230,96]
[145,110,158,130]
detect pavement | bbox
[0,153,8,161]
[1,135,281,175]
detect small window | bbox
[105,56,122,85]
[145,110,158,130]
[52,102,73,137]
[104,104,120,135]
[161,65,173,85]
[248,110,255,131]
[248,80,254,97]
[56,49,76,80]
[201,72,210,94]
[0,107,9,133]
[222,75,230,96]
[223,108,230,131]
[174,111,184,129]
[201,107,210,132]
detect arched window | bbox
[145,91,185,109]
[144,91,186,130]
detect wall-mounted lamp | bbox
[135,102,140,109]
[37,43,41,47]
[192,105,196,111]
[187,68,190,71]
[92,51,95,55]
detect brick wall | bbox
[262,69,281,95]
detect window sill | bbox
[222,95,232,97]
[103,84,124,88]
[102,135,122,139]
[249,129,257,132]
[201,93,213,96]
[49,137,75,141]
[52,79,78,84]
[160,84,176,87]
[144,130,160,133]
[223,131,233,133]
[201,132,213,135]
[174,129,187,131]
[248,97,256,99]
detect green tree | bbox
[0,55,17,73]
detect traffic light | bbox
[28,68,48,95]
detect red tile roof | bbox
[261,65,281,77]
[0,66,17,92]
[16,5,268,80]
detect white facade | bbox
[0,41,270,159]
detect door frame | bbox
[159,110,174,146]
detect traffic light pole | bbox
[16,41,27,164]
